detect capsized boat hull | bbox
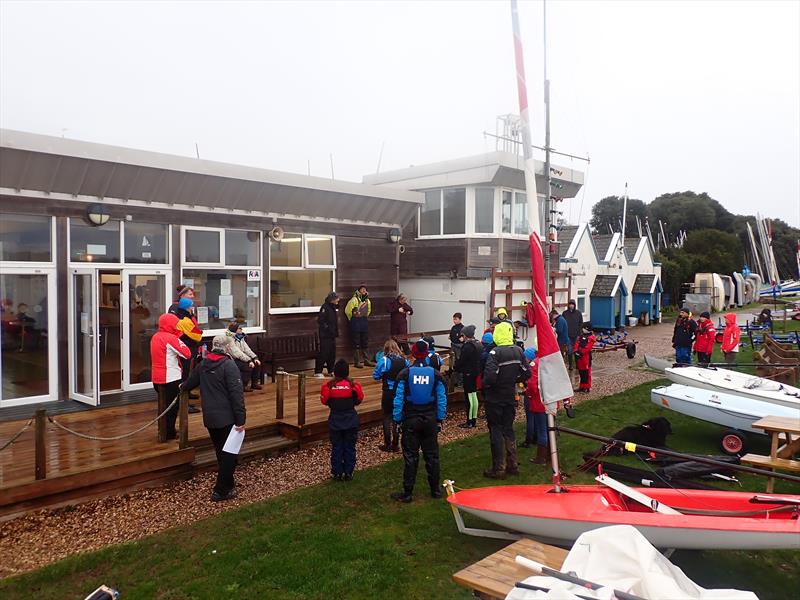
[447,485,800,550]
[665,366,800,410]
[651,384,799,434]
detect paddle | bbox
[515,555,647,600]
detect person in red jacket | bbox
[321,359,364,481]
[574,323,595,393]
[150,313,191,439]
[524,350,550,466]
[693,311,716,365]
[721,312,741,364]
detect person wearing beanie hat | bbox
[672,306,697,365]
[390,339,448,503]
[321,359,364,481]
[225,322,262,392]
[168,285,204,411]
[180,331,245,502]
[481,321,531,479]
[315,292,340,378]
[454,325,481,428]
[574,324,596,393]
[561,299,583,371]
[693,311,716,366]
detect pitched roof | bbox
[558,226,579,259]
[593,234,615,260]
[632,274,657,294]
[623,238,641,261]
[590,274,622,297]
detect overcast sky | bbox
[1,0,798,227]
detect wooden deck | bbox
[0,373,389,517]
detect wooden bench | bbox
[452,537,568,600]
[740,415,800,492]
[253,333,320,383]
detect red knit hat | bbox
[411,340,429,360]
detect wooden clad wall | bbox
[398,217,468,278]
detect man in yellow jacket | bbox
[344,284,374,368]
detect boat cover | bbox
[506,525,757,600]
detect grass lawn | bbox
[1,381,799,599]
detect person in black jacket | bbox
[314,292,340,378]
[482,321,531,479]
[181,334,245,502]
[672,307,698,365]
[454,325,481,428]
[561,299,583,371]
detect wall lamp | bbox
[87,203,110,226]
[387,227,402,244]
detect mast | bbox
[543,0,554,293]
[620,182,628,252]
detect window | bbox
[181,227,262,331]
[501,191,513,233]
[0,214,52,262]
[70,219,121,263]
[474,188,494,234]
[418,188,466,236]
[269,234,336,313]
[577,289,587,313]
[124,222,168,264]
[514,192,528,234]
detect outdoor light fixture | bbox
[387,227,402,244]
[86,203,110,226]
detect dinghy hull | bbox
[447,485,800,550]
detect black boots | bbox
[458,419,477,429]
[530,444,549,465]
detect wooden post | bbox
[157,385,167,443]
[34,408,47,480]
[275,369,285,420]
[297,373,306,428]
[178,390,189,449]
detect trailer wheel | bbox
[625,342,636,359]
[720,430,747,455]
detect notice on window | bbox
[247,286,259,298]
[220,279,232,295]
[182,278,194,289]
[247,269,261,282]
[218,295,233,319]
[80,312,89,334]
[87,244,106,256]
[196,306,209,324]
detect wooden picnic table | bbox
[741,415,800,493]
[452,537,568,600]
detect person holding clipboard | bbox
[181,334,246,502]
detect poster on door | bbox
[218,295,233,319]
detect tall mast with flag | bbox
[511,0,573,491]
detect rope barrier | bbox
[0,418,33,453]
[48,398,178,441]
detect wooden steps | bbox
[193,433,298,470]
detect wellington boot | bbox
[458,421,472,429]
[483,468,506,480]
[353,351,363,369]
[530,444,549,465]
[362,349,376,367]
[251,382,263,390]
[470,419,477,428]
[243,382,253,393]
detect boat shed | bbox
[0,129,423,409]
[631,274,663,324]
[590,274,628,331]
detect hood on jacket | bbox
[158,312,181,334]
[724,312,738,326]
[493,321,514,346]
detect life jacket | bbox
[406,365,436,406]
[425,352,443,371]
[381,354,407,391]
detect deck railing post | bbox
[34,408,47,480]
[157,385,167,443]
[276,369,285,420]
[178,390,189,449]
[297,373,306,428]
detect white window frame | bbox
[0,215,57,267]
[269,233,337,315]
[68,218,172,268]
[416,187,468,239]
[470,186,498,237]
[576,288,587,314]
[181,226,263,335]
[122,221,172,267]
[499,187,532,239]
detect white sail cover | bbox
[507,525,757,600]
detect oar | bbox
[515,555,647,600]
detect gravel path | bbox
[0,322,677,578]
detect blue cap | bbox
[524,347,537,361]
[482,332,494,344]
[178,298,193,310]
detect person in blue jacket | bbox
[390,340,448,503]
[422,335,443,371]
[550,309,570,365]
[373,339,408,452]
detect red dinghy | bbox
[446,482,800,550]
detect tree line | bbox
[589,191,799,304]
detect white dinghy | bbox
[665,365,800,410]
